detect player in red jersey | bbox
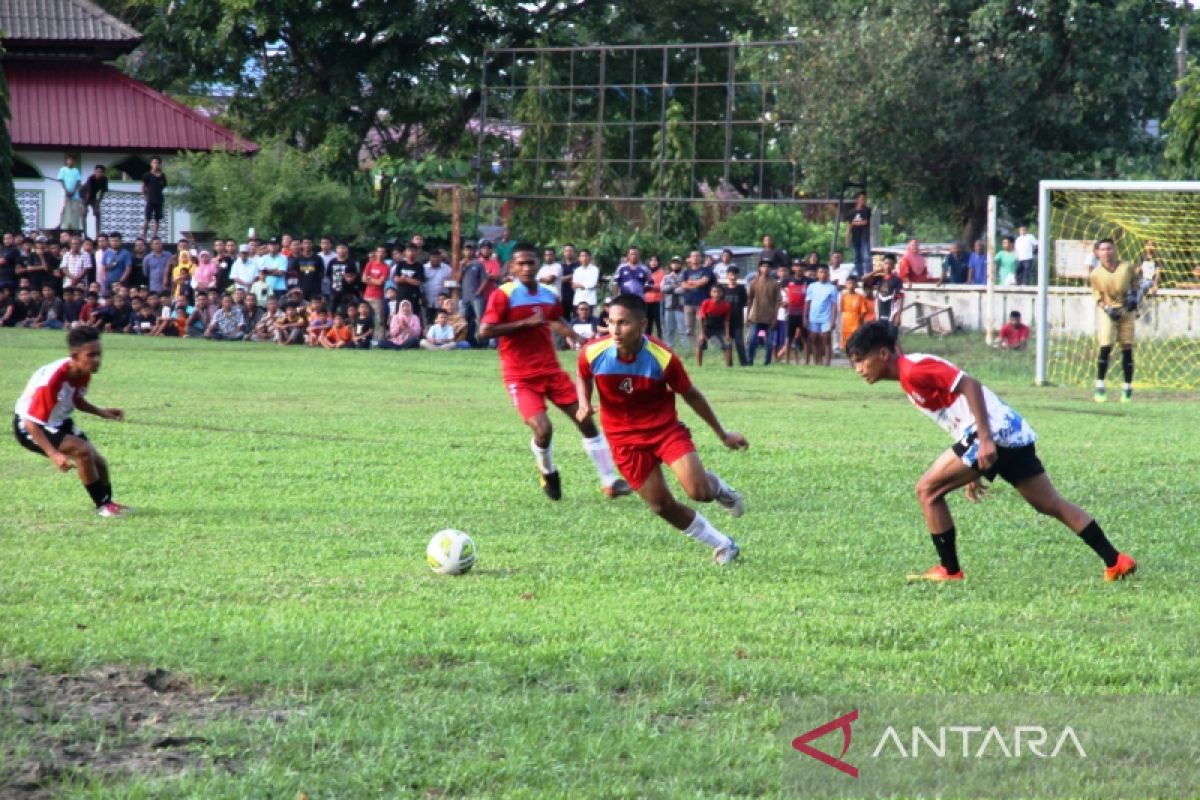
[478,242,631,500]
[846,321,1136,582]
[575,294,747,564]
[13,325,130,517]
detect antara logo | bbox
[792,709,859,778]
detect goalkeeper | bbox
[1088,238,1137,403]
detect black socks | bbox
[1078,520,1119,568]
[931,528,961,574]
[85,479,112,508]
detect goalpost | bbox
[1036,180,1200,389]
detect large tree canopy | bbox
[778,0,1179,241]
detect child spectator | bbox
[381,299,421,349]
[784,261,808,365]
[321,313,354,349]
[306,308,332,346]
[352,302,375,349]
[274,303,308,345]
[438,295,470,344]
[697,285,733,368]
[805,264,840,366]
[131,299,157,334]
[63,288,84,327]
[839,275,870,353]
[570,302,599,346]
[997,310,1030,350]
[420,310,460,350]
[723,267,748,366]
[186,294,214,337]
[996,236,1018,286]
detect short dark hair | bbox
[68,325,100,349]
[512,242,538,258]
[1010,310,1022,319]
[845,320,899,360]
[608,293,648,319]
[882,254,897,266]
[1002,235,1014,245]
[1096,237,1115,247]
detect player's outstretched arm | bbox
[477,307,543,340]
[574,373,595,424]
[680,386,748,450]
[75,396,124,421]
[549,317,585,349]
[958,375,995,470]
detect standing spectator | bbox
[293,237,323,300]
[422,250,451,325]
[759,235,789,271]
[494,227,517,266]
[408,233,430,265]
[142,237,171,294]
[844,191,872,278]
[1014,224,1038,286]
[614,246,651,298]
[23,238,52,294]
[713,248,735,284]
[1089,238,1137,402]
[839,275,870,353]
[259,237,289,297]
[328,242,359,314]
[940,242,970,285]
[996,310,1029,350]
[192,250,218,291]
[228,243,258,295]
[874,254,904,325]
[458,243,488,343]
[643,255,665,338]
[390,243,426,316]
[828,251,852,287]
[81,165,109,239]
[570,248,599,310]
[58,155,85,231]
[317,235,337,297]
[0,232,18,292]
[102,233,132,294]
[968,239,988,285]
[204,294,246,340]
[995,236,1019,286]
[141,157,168,240]
[680,250,715,350]
[805,264,839,366]
[127,237,148,289]
[420,309,460,350]
[697,285,733,368]
[537,247,563,297]
[559,243,579,315]
[477,239,502,298]
[898,239,934,285]
[60,236,91,291]
[723,267,748,366]
[362,246,390,342]
[381,299,421,350]
[745,259,781,366]
[784,259,809,364]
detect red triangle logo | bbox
[791,708,859,778]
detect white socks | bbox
[530,438,555,475]
[1096,379,1106,390]
[582,435,619,486]
[683,511,732,551]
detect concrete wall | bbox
[12,150,194,240]
[900,285,1200,340]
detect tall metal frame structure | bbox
[474,40,830,235]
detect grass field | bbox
[1,328,1196,798]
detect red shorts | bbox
[505,371,578,420]
[610,423,697,491]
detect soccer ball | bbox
[426,529,476,575]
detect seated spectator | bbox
[130,299,157,334]
[186,294,214,337]
[569,302,598,346]
[63,288,84,327]
[247,296,278,342]
[205,294,247,341]
[151,305,188,337]
[274,302,308,345]
[380,299,421,349]
[321,312,354,349]
[997,310,1030,350]
[352,301,374,349]
[306,308,332,346]
[3,287,33,327]
[437,294,469,343]
[596,297,613,336]
[32,285,66,329]
[898,239,935,285]
[420,310,461,350]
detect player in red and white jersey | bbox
[576,295,747,565]
[13,325,130,517]
[478,242,630,501]
[846,321,1135,583]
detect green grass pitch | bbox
[1,329,1196,797]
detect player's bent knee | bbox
[684,482,712,503]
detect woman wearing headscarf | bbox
[192,250,218,290]
[381,299,422,350]
[898,238,933,285]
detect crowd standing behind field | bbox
[0,221,1068,361]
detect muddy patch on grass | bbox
[1,664,289,798]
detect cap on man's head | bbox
[671,255,682,262]
[759,257,774,265]
[478,239,493,247]
[239,244,251,252]
[269,236,281,245]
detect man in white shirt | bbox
[229,245,260,293]
[828,251,853,287]
[537,247,563,297]
[571,249,599,309]
[1014,224,1037,286]
[422,249,452,324]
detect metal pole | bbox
[474,54,489,225]
[594,49,606,198]
[629,53,637,183]
[1035,183,1050,385]
[451,186,462,283]
[657,48,669,237]
[985,195,997,346]
[722,45,735,192]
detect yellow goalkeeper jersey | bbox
[1089,261,1135,307]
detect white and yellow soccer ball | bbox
[426,529,476,575]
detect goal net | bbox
[1036,181,1200,389]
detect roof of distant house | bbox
[0,0,141,46]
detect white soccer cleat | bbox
[716,486,744,518]
[713,539,741,566]
[96,502,131,518]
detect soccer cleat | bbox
[713,539,740,566]
[602,478,633,498]
[1093,388,1107,403]
[906,564,964,583]
[716,486,745,518]
[1120,388,1132,403]
[1104,552,1137,582]
[96,502,130,518]
[539,470,562,501]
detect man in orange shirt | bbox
[839,275,870,352]
[321,312,354,349]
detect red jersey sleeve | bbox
[907,357,963,396]
[577,348,593,382]
[664,352,694,395]
[481,288,509,325]
[698,299,712,319]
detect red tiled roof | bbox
[4,60,257,153]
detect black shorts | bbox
[13,415,87,457]
[145,200,164,221]
[787,314,806,340]
[952,434,1044,486]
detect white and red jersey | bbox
[14,358,90,430]
[898,353,1036,447]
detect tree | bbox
[778,0,1179,243]
[0,40,24,233]
[649,101,701,241]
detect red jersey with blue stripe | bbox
[577,335,693,443]
[483,280,564,381]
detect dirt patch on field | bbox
[0,664,287,798]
